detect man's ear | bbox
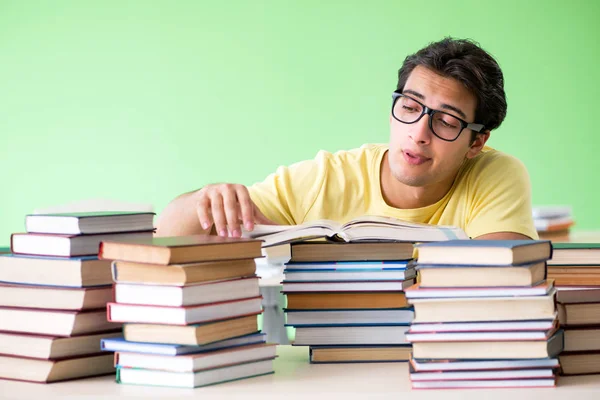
[466,130,490,159]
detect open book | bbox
[242,215,468,247]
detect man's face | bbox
[388,65,480,188]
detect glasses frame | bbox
[391,91,485,142]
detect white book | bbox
[406,328,556,342]
[284,261,411,270]
[411,378,556,389]
[117,359,274,388]
[405,282,553,299]
[285,309,414,326]
[410,368,555,381]
[25,212,155,235]
[408,319,556,333]
[282,279,415,292]
[410,358,559,372]
[283,269,415,282]
[294,325,410,346]
[114,277,259,307]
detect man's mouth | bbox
[402,150,431,166]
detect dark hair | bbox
[397,38,507,139]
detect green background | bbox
[1,0,599,241]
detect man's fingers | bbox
[210,193,228,237]
[222,189,241,237]
[236,187,255,231]
[196,195,212,232]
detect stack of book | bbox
[283,241,416,363]
[98,235,278,388]
[548,243,600,375]
[0,211,155,383]
[406,240,563,389]
[534,206,574,240]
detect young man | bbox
[157,38,537,240]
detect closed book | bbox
[108,296,263,325]
[294,325,410,346]
[283,265,415,281]
[115,343,277,372]
[282,279,415,293]
[416,261,546,288]
[285,260,412,271]
[412,330,564,360]
[112,258,257,286]
[114,277,260,307]
[405,281,553,299]
[564,327,600,352]
[0,283,112,310]
[408,319,557,333]
[406,327,558,342]
[556,286,600,304]
[290,242,415,262]
[548,243,600,265]
[558,302,600,326]
[560,352,600,375]
[25,212,155,235]
[116,358,274,388]
[11,231,154,257]
[286,292,408,309]
[0,254,112,287]
[534,216,574,232]
[0,353,114,383]
[309,345,412,363]
[0,307,118,336]
[0,331,121,359]
[416,240,552,266]
[410,368,555,381]
[411,378,556,389]
[548,266,600,285]
[100,235,263,265]
[101,333,266,355]
[410,291,556,323]
[123,315,259,345]
[285,308,414,326]
[409,357,559,372]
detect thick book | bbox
[412,330,564,360]
[408,319,557,333]
[283,269,415,282]
[115,343,277,372]
[556,286,600,304]
[405,281,553,299]
[409,290,556,323]
[406,327,558,342]
[286,292,408,309]
[309,345,412,363]
[416,240,552,266]
[0,254,112,287]
[114,277,259,307]
[548,266,600,285]
[116,358,274,388]
[107,296,263,325]
[410,368,556,382]
[416,261,546,288]
[243,216,467,247]
[0,307,118,336]
[285,309,414,326]
[564,327,600,352]
[112,258,257,286]
[123,315,259,345]
[548,243,600,265]
[0,353,114,383]
[101,333,266,355]
[560,352,600,375]
[11,231,154,257]
[25,211,155,235]
[290,242,415,262]
[0,283,112,310]
[99,235,263,265]
[409,357,559,372]
[294,325,410,346]
[282,279,415,293]
[284,260,412,271]
[0,331,121,359]
[411,379,556,389]
[558,302,600,326]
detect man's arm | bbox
[475,232,533,240]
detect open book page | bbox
[243,216,468,247]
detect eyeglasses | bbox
[391,91,485,142]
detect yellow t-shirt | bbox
[248,144,538,239]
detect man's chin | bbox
[391,170,430,187]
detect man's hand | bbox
[194,183,275,238]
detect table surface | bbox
[1,345,600,400]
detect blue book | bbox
[416,240,552,266]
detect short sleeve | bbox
[247,152,328,225]
[465,152,538,239]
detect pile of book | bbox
[406,240,563,389]
[98,235,277,388]
[534,206,574,241]
[549,243,600,375]
[0,211,155,383]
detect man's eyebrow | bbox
[402,89,468,120]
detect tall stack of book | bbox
[534,206,574,241]
[98,235,277,388]
[0,211,155,383]
[283,241,416,363]
[405,240,563,389]
[548,243,600,375]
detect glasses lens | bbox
[393,96,422,123]
[431,112,462,141]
